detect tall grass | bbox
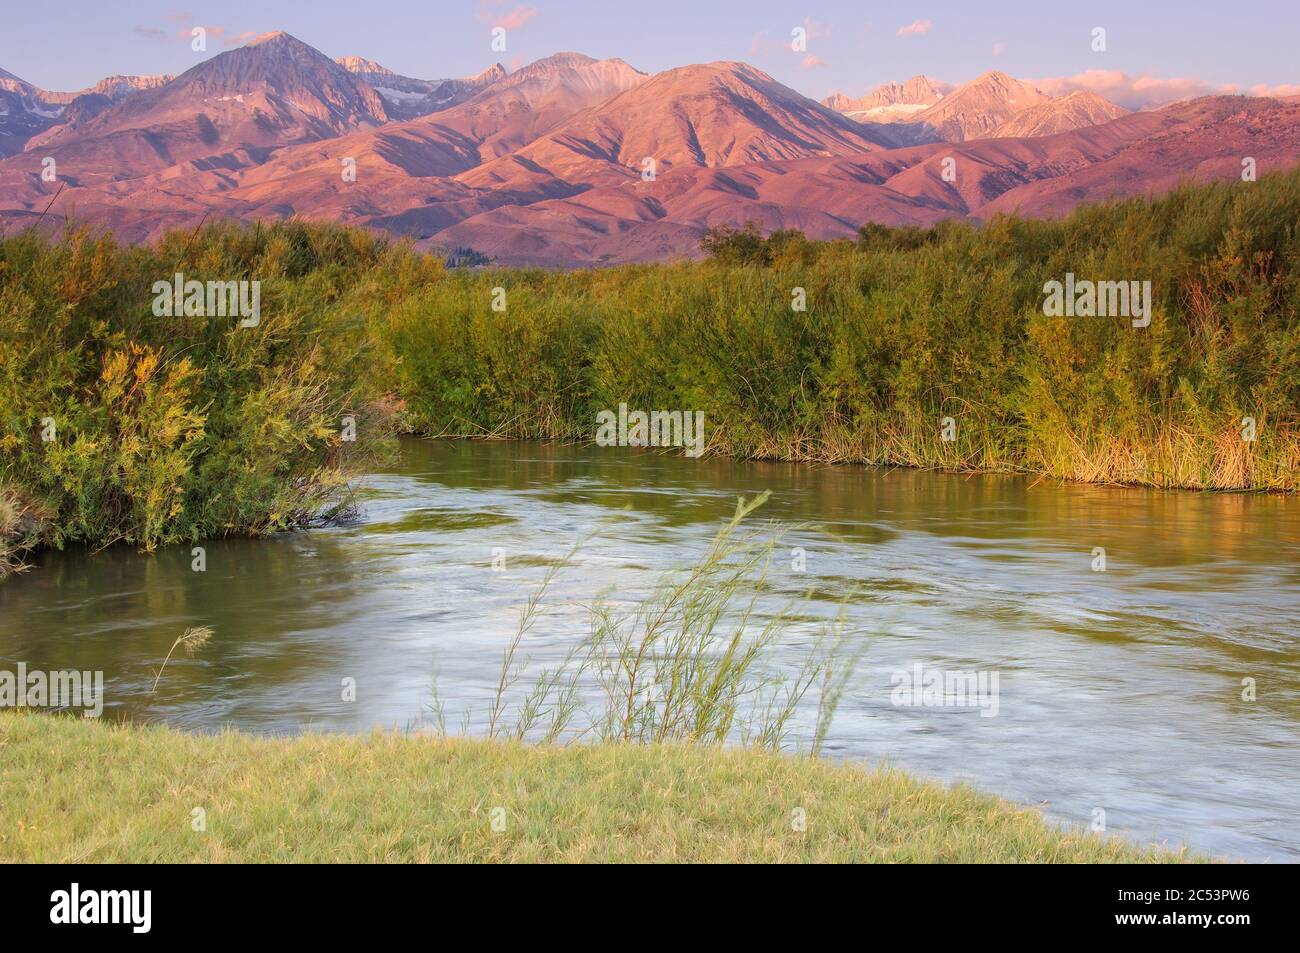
[477,493,861,754]
[375,171,1300,490]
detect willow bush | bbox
[0,221,397,573]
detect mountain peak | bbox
[88,74,173,98]
[961,71,1047,101]
[493,55,890,177]
[473,63,508,83]
[821,74,948,117]
[475,52,646,107]
[22,27,392,163]
[1059,89,1111,105]
[336,56,394,76]
[507,51,647,81]
[650,60,777,91]
[990,88,1128,138]
[528,51,597,69]
[917,70,1052,140]
[247,30,294,47]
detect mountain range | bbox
[1,31,1297,266]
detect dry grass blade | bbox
[150,626,215,695]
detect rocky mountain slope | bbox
[0,33,1296,267]
[824,70,1128,145]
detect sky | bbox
[4,0,1298,108]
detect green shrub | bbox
[0,221,396,556]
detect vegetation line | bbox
[2,170,1298,578]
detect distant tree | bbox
[764,228,818,266]
[856,221,941,252]
[700,221,771,266]
[700,222,819,266]
[445,246,492,267]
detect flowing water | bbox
[3,438,1298,861]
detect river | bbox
[2,438,1298,861]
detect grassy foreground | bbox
[0,713,1192,863]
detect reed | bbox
[475,493,862,753]
[149,625,215,694]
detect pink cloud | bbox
[224,30,260,47]
[992,41,1006,57]
[1028,70,1300,110]
[477,3,536,30]
[801,55,827,70]
[1249,82,1300,98]
[896,19,932,38]
[1032,70,1220,110]
[498,7,537,30]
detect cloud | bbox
[498,7,537,30]
[991,41,1006,57]
[800,55,827,70]
[896,19,932,38]
[477,3,536,30]
[1029,70,1300,110]
[223,30,261,47]
[1031,70,1220,110]
[138,14,229,43]
[1248,82,1300,98]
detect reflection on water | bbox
[2,438,1298,861]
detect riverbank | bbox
[0,499,17,578]
[0,713,1194,863]
[2,174,1300,572]
[0,483,34,580]
[377,171,1300,491]
[1,172,1297,587]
